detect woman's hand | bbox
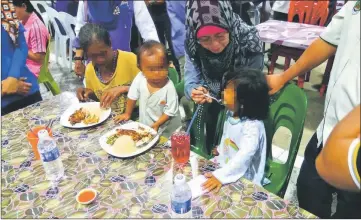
[76,87,94,101]
[191,86,212,104]
[2,77,20,96]
[202,173,222,193]
[100,86,126,109]
[114,113,131,123]
[266,74,286,95]
[74,60,85,78]
[17,77,32,95]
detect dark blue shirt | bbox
[1,24,39,108]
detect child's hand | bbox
[212,147,219,156]
[151,123,160,132]
[202,173,222,193]
[113,113,131,123]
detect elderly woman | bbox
[73,0,159,77]
[184,0,264,104]
[76,23,140,114]
[184,0,264,151]
[1,0,41,115]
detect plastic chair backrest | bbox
[309,1,329,26]
[168,67,180,85]
[190,103,226,159]
[45,7,66,36]
[288,1,314,23]
[38,43,61,95]
[31,1,49,14]
[58,12,76,39]
[263,84,307,197]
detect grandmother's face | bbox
[86,41,113,67]
[198,32,230,54]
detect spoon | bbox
[203,93,223,105]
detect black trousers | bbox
[297,134,361,219]
[2,91,42,116]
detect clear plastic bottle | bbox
[171,174,192,218]
[37,129,64,181]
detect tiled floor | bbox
[43,43,327,204]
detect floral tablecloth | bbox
[1,93,317,219]
[256,20,326,49]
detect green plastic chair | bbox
[189,102,226,159]
[38,44,61,95]
[263,83,307,198]
[168,67,180,85]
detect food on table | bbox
[106,128,153,146]
[112,135,137,155]
[68,108,100,125]
[76,188,97,204]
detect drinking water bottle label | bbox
[41,147,60,162]
[171,198,191,214]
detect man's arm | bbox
[268,2,347,94]
[278,38,337,85]
[133,1,159,42]
[316,105,361,192]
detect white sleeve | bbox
[127,73,143,101]
[320,2,350,46]
[212,121,261,185]
[164,82,179,117]
[75,0,86,37]
[133,1,159,42]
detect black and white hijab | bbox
[185,0,263,97]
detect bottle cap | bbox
[174,174,186,185]
[37,129,50,139]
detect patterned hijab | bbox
[1,0,20,45]
[185,0,262,96]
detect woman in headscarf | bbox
[184,0,264,153]
[1,0,42,115]
[184,0,264,103]
[73,0,159,78]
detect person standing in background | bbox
[55,0,79,17]
[145,0,179,74]
[2,0,42,115]
[73,0,159,78]
[267,2,360,218]
[13,0,49,78]
[166,0,186,79]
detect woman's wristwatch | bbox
[74,57,83,61]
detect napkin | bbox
[187,175,208,199]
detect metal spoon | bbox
[204,93,223,105]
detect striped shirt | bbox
[23,12,49,77]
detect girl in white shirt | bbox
[114,40,181,138]
[202,69,269,192]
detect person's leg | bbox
[273,11,288,21]
[1,91,43,116]
[297,134,335,218]
[240,3,253,26]
[332,190,361,218]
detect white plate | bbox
[60,102,111,128]
[99,121,159,158]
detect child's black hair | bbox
[137,40,168,68]
[222,68,270,120]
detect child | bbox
[114,40,181,138]
[202,69,269,193]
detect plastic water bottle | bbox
[171,174,192,218]
[37,129,64,181]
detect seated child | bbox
[202,69,269,193]
[114,40,182,138]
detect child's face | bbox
[140,48,168,85]
[223,81,237,112]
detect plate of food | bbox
[99,121,159,158]
[60,102,111,128]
